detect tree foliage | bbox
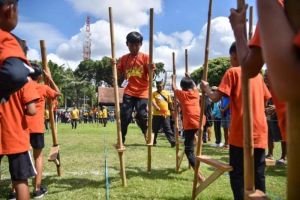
[190,57,230,86]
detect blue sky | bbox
[14,0,258,72]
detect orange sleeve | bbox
[21,81,40,104]
[262,81,271,101]
[218,68,235,96]
[45,85,58,99]
[294,32,300,48]
[117,55,125,73]
[175,89,183,103]
[0,30,29,66]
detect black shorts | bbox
[30,133,45,149]
[0,151,36,181]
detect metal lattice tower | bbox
[83,16,91,60]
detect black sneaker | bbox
[171,143,176,148]
[32,186,48,199]
[7,191,16,200]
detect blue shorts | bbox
[221,114,230,128]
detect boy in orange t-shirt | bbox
[0,0,35,103]
[26,63,60,198]
[117,31,155,144]
[201,42,271,200]
[171,73,205,181]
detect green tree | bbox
[191,57,230,86]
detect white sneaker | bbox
[218,143,224,147]
[210,143,219,147]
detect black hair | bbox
[126,31,143,44]
[0,0,18,6]
[30,62,43,81]
[180,77,195,90]
[229,41,237,55]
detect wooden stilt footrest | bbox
[48,146,59,162]
[197,155,232,171]
[146,133,154,146]
[245,190,269,200]
[265,158,276,166]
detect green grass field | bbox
[0,122,287,199]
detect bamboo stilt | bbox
[283,2,300,199]
[147,8,154,173]
[192,0,213,198]
[40,40,61,176]
[108,7,127,186]
[172,52,181,172]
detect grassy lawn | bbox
[0,122,287,199]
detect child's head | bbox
[126,31,143,55]
[30,62,43,81]
[180,77,194,91]
[0,0,19,32]
[156,80,164,92]
[229,41,239,67]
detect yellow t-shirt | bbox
[152,90,172,116]
[102,108,108,118]
[71,109,80,119]
[98,111,103,118]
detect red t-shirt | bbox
[0,29,29,66]
[117,52,150,98]
[0,81,39,155]
[26,82,58,134]
[175,89,205,130]
[218,67,271,149]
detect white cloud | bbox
[27,48,40,61]
[65,0,162,28]
[14,22,66,50]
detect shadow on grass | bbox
[41,175,105,194]
[0,179,11,199]
[265,164,286,177]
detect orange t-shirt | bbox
[270,89,287,141]
[175,89,204,130]
[249,0,284,48]
[0,29,29,66]
[218,67,271,149]
[26,82,58,134]
[117,52,150,98]
[0,81,39,155]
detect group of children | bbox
[0,0,60,199]
[1,0,298,199]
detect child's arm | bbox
[200,80,223,102]
[43,70,61,96]
[25,101,37,116]
[229,5,264,78]
[257,0,300,101]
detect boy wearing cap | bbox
[117,31,155,144]
[26,64,60,198]
[152,80,175,147]
[0,0,34,103]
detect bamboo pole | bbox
[185,49,188,74]
[237,0,255,197]
[192,0,213,199]
[108,7,127,186]
[147,8,154,173]
[283,1,300,199]
[248,6,253,40]
[40,40,61,176]
[172,52,181,172]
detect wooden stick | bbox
[185,49,188,74]
[237,0,255,197]
[108,7,127,186]
[192,0,213,199]
[248,6,253,39]
[40,40,61,176]
[283,2,300,199]
[147,8,154,173]
[172,52,181,172]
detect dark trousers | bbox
[121,94,148,143]
[214,118,221,144]
[152,115,175,145]
[71,119,78,129]
[229,145,266,200]
[184,129,198,168]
